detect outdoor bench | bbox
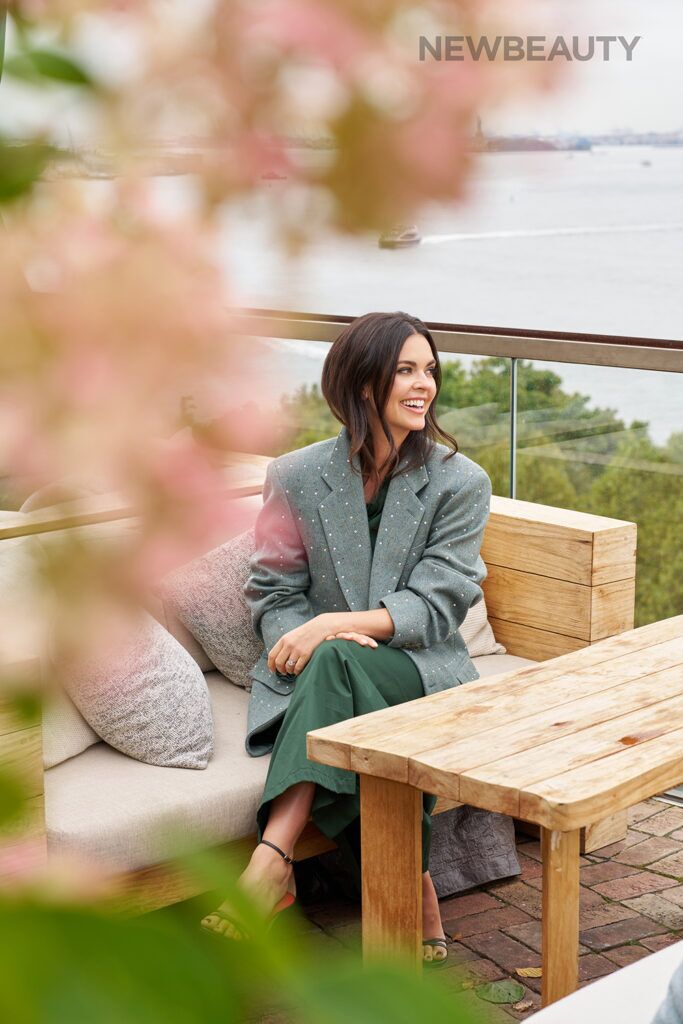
[0,461,637,920]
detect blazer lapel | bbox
[368,458,429,609]
[318,429,372,611]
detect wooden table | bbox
[307,614,683,1006]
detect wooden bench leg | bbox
[360,774,422,968]
[541,827,581,1007]
[581,810,628,854]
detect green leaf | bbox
[3,48,93,87]
[0,138,54,203]
[0,906,242,1024]
[475,980,525,1004]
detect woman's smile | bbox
[400,397,428,413]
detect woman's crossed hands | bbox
[267,613,377,677]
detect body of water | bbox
[217,147,682,446]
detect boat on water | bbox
[378,224,422,249]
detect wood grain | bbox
[521,725,683,830]
[488,618,588,662]
[0,726,44,800]
[411,653,683,791]
[542,828,580,1006]
[590,578,636,639]
[310,632,683,787]
[485,496,634,586]
[484,565,592,639]
[591,524,637,587]
[360,775,422,966]
[581,810,628,855]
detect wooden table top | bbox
[307,615,683,831]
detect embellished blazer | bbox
[243,427,493,755]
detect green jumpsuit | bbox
[255,477,437,886]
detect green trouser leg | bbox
[255,639,436,883]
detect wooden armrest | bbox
[482,495,637,660]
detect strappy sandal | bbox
[422,936,449,966]
[200,839,297,941]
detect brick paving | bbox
[303,797,683,1020]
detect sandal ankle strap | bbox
[259,838,294,864]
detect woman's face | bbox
[380,332,438,443]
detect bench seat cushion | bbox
[45,653,537,871]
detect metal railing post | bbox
[509,356,517,499]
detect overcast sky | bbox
[485,0,683,135]
[0,0,681,141]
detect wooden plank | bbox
[483,565,592,640]
[352,638,683,787]
[487,618,587,662]
[0,726,43,799]
[433,796,462,814]
[360,775,422,966]
[484,498,634,585]
[0,793,45,843]
[521,726,683,830]
[488,495,635,534]
[411,653,683,790]
[581,810,628,854]
[0,460,270,542]
[0,699,38,737]
[591,524,637,587]
[0,795,47,882]
[308,619,683,776]
[590,578,636,639]
[482,513,593,586]
[458,691,683,815]
[542,828,580,1006]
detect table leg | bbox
[360,773,422,967]
[541,827,581,1006]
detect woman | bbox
[202,311,493,963]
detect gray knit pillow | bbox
[160,528,262,692]
[62,613,213,769]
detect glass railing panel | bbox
[433,354,512,499]
[232,339,513,498]
[515,359,683,626]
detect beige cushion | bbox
[0,512,101,768]
[45,652,536,870]
[471,653,535,678]
[45,674,269,869]
[461,597,506,657]
[42,687,100,769]
[159,493,264,672]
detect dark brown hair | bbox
[321,311,458,493]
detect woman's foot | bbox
[201,840,295,939]
[422,872,448,964]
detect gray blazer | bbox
[244,427,492,755]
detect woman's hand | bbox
[268,614,340,676]
[325,631,379,650]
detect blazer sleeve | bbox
[379,468,492,650]
[243,460,315,653]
